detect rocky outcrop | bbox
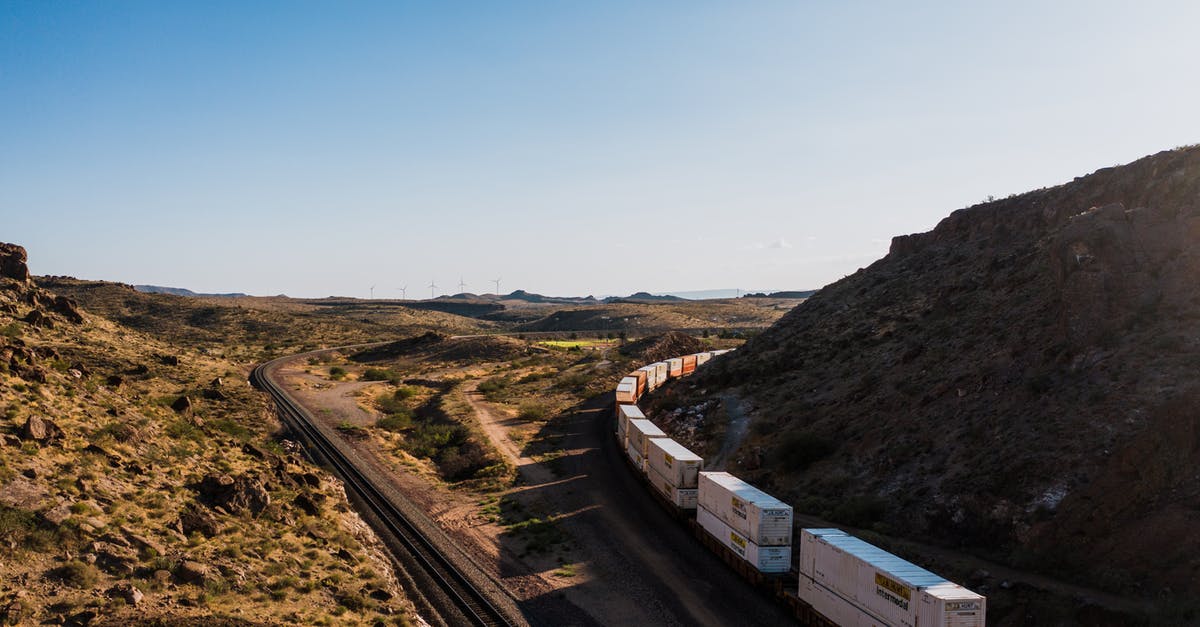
[0,243,30,283]
[192,473,270,516]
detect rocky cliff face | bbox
[680,146,1200,601]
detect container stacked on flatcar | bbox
[626,418,666,473]
[697,471,793,573]
[616,376,638,404]
[798,529,985,627]
[616,404,646,446]
[646,438,703,509]
[609,343,985,625]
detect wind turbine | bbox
[369,284,375,300]
[428,280,438,299]
[492,277,501,295]
[396,286,407,300]
[458,276,467,294]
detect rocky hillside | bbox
[665,147,1200,612]
[0,245,416,624]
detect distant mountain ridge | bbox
[134,285,248,298]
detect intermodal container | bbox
[626,440,646,473]
[798,573,879,627]
[627,418,667,461]
[698,472,793,546]
[647,463,698,509]
[798,529,985,627]
[628,370,647,397]
[646,438,703,489]
[681,354,698,375]
[652,362,668,383]
[697,506,791,573]
[616,404,645,443]
[638,365,659,391]
[667,358,683,378]
[696,352,712,366]
[615,376,638,404]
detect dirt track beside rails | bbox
[280,357,796,625]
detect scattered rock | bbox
[1,434,20,448]
[0,598,30,624]
[126,364,150,376]
[40,503,72,527]
[120,527,165,557]
[20,415,64,445]
[175,560,209,585]
[293,492,322,516]
[201,388,226,401]
[91,541,137,576]
[152,569,172,587]
[63,609,97,627]
[48,295,83,324]
[170,395,192,414]
[21,468,36,479]
[192,473,270,516]
[107,582,144,605]
[157,354,180,366]
[105,375,123,387]
[177,504,221,538]
[22,309,52,329]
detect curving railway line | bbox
[251,353,517,627]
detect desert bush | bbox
[377,413,412,432]
[329,366,347,380]
[361,368,401,384]
[517,402,547,421]
[52,560,99,588]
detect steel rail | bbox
[251,356,514,627]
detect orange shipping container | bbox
[681,354,697,375]
[629,370,647,397]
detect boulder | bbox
[106,582,143,605]
[90,541,137,576]
[22,309,52,329]
[175,560,209,585]
[170,396,192,414]
[21,415,64,445]
[177,504,220,538]
[194,473,270,516]
[49,295,83,324]
[0,243,29,283]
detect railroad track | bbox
[251,355,515,627]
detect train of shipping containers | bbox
[628,369,647,397]
[637,365,660,391]
[798,529,985,627]
[695,351,712,366]
[646,438,702,509]
[667,357,684,378]
[698,472,793,546]
[681,354,698,375]
[616,404,645,445]
[626,418,666,473]
[652,362,668,384]
[615,377,638,404]
[698,506,791,573]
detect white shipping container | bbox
[627,418,667,459]
[698,472,793,546]
[615,377,637,404]
[626,439,646,473]
[918,583,986,627]
[798,574,884,627]
[696,352,712,365]
[651,362,668,382]
[667,358,683,377]
[697,506,791,573]
[646,438,703,489]
[799,529,985,627]
[616,404,646,440]
[647,463,698,509]
[637,365,659,391]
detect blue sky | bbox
[3,1,1199,298]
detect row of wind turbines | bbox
[367,277,503,301]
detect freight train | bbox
[614,349,986,626]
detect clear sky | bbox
[3,1,1198,298]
